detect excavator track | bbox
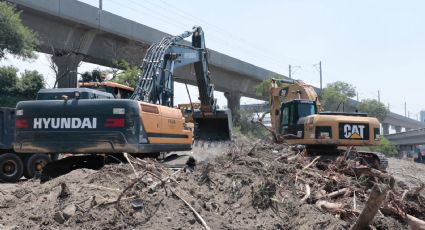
[306,146,388,171]
[357,151,388,171]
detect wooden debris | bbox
[123,152,138,177]
[316,200,344,213]
[81,184,120,192]
[351,184,391,230]
[406,214,425,230]
[148,169,182,193]
[58,182,71,199]
[300,184,311,203]
[301,156,320,171]
[171,188,211,230]
[324,188,349,199]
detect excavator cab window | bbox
[280,100,317,135]
[298,101,317,118]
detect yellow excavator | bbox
[269,78,387,170]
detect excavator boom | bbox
[132,26,231,141]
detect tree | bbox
[370,136,399,157]
[358,99,388,122]
[254,74,285,98]
[0,1,37,60]
[235,110,268,139]
[80,69,100,82]
[320,81,356,111]
[0,65,19,94]
[0,66,45,107]
[111,60,140,87]
[18,70,45,99]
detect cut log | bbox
[316,200,344,213]
[406,214,425,230]
[351,184,390,230]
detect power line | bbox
[144,0,314,67]
[110,0,292,72]
[109,0,189,31]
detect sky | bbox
[3,0,425,120]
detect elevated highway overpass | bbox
[385,128,425,155]
[8,0,280,115]
[9,0,425,131]
[385,128,425,146]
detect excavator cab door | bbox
[280,100,317,137]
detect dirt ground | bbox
[387,158,425,188]
[0,135,424,230]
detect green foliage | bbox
[254,74,285,98]
[357,99,388,122]
[369,136,399,157]
[236,110,268,139]
[18,70,44,99]
[80,69,103,82]
[0,2,38,59]
[255,79,273,98]
[0,95,21,107]
[111,60,140,87]
[0,65,19,94]
[0,66,45,107]
[320,81,356,111]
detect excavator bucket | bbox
[192,109,232,141]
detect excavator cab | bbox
[280,100,317,137]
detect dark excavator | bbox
[2,26,232,182]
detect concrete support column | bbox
[395,126,402,133]
[382,123,390,135]
[53,52,81,88]
[224,91,241,125]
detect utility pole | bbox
[289,65,291,79]
[405,102,407,117]
[99,0,102,10]
[378,90,380,102]
[319,61,323,92]
[356,91,359,102]
[388,103,390,111]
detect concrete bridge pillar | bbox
[53,52,81,88]
[395,126,402,133]
[224,91,241,125]
[382,123,390,135]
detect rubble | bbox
[0,135,424,229]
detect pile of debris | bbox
[1,136,425,229]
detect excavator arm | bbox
[132,26,231,141]
[131,26,216,114]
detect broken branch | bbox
[171,189,211,230]
[351,184,390,230]
[300,184,311,203]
